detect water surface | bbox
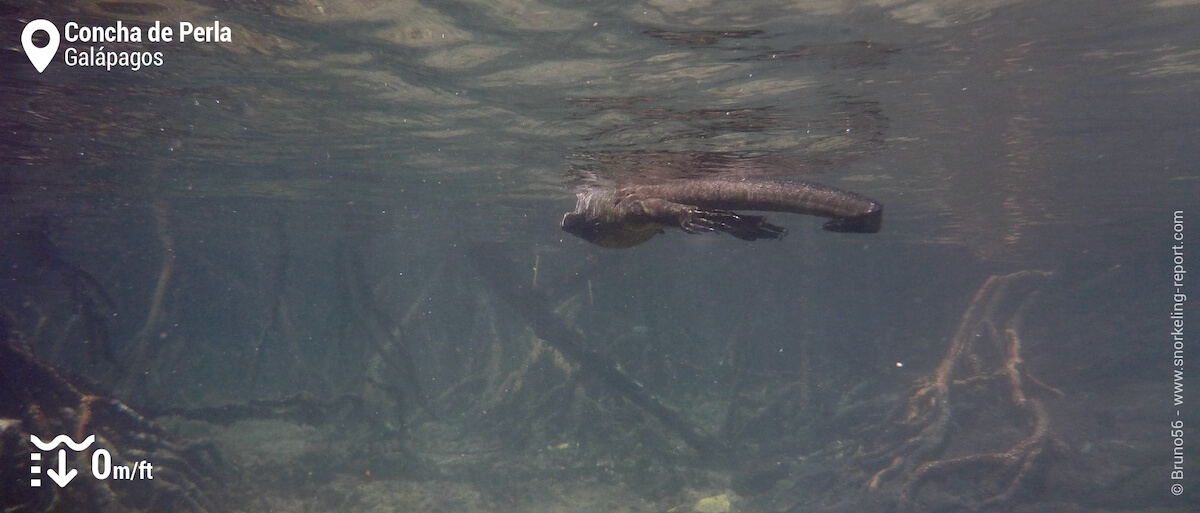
[1,0,1197,512]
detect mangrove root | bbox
[466,244,728,462]
[860,270,1062,511]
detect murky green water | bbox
[2,1,1198,512]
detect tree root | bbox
[0,320,226,513]
[467,244,729,462]
[860,270,1061,511]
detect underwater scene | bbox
[1,0,1197,512]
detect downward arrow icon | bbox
[46,449,77,487]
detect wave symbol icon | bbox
[30,435,95,451]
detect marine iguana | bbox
[561,179,882,248]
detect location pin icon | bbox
[22,19,60,73]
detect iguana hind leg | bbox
[683,209,786,241]
[628,196,787,242]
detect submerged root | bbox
[860,270,1060,511]
[0,325,225,513]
